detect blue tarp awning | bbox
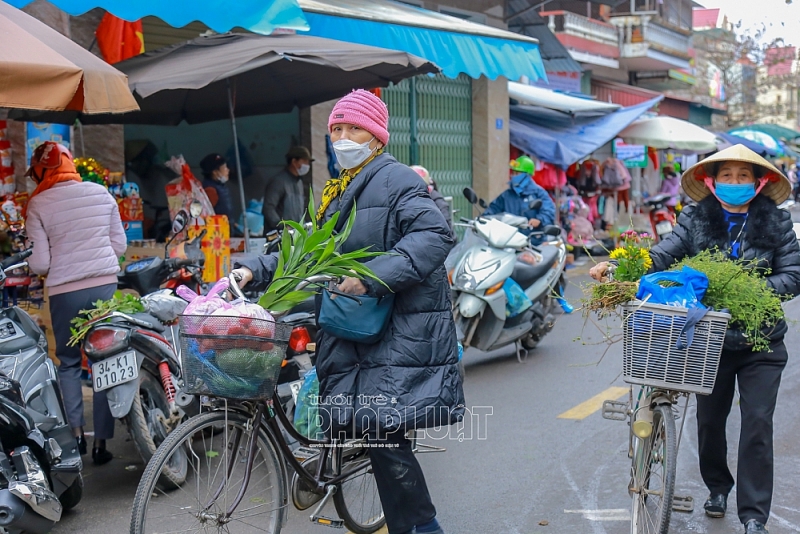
[6,0,309,34]
[510,96,663,168]
[298,0,546,81]
[715,132,779,158]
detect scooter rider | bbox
[484,156,556,245]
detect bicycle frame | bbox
[199,391,374,520]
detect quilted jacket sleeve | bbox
[765,209,800,296]
[363,168,455,297]
[25,199,50,276]
[532,185,556,226]
[647,205,695,272]
[232,253,279,293]
[109,200,128,258]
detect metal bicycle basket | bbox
[179,314,292,400]
[621,300,730,395]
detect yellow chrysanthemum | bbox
[609,248,627,260]
[642,253,653,269]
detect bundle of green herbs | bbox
[669,250,784,352]
[69,292,144,346]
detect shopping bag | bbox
[636,266,708,309]
[293,368,323,440]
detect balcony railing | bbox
[611,14,690,57]
[539,10,618,47]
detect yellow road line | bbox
[557,386,629,420]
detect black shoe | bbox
[704,493,727,518]
[92,447,113,466]
[745,520,768,533]
[76,435,87,456]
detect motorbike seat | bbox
[511,246,560,289]
[287,297,315,315]
[110,312,165,332]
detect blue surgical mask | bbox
[714,182,756,207]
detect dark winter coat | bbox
[430,188,455,240]
[649,194,800,349]
[236,152,464,435]
[202,177,234,218]
[262,168,305,232]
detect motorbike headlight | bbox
[84,326,129,360]
[455,260,501,291]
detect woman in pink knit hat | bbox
[233,89,462,534]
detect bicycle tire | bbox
[630,404,676,534]
[130,410,287,534]
[333,444,385,534]
[126,372,187,490]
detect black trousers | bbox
[696,340,787,525]
[366,432,437,534]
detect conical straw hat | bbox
[681,144,792,203]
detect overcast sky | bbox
[697,0,800,48]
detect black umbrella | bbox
[13,33,439,244]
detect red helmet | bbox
[25,142,72,176]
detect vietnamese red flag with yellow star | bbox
[95,12,144,64]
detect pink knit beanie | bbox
[328,89,390,145]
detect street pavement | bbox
[53,272,800,534]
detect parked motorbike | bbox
[0,249,83,534]
[80,210,205,487]
[449,188,567,361]
[644,193,676,242]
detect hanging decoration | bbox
[74,157,109,187]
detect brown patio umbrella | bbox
[0,0,138,114]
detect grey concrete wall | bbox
[472,76,509,211]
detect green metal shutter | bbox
[383,74,473,233]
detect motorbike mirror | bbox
[189,200,203,218]
[463,188,479,205]
[171,210,189,235]
[543,225,562,237]
[529,199,543,210]
[479,199,489,209]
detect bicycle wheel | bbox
[630,404,676,534]
[130,410,287,534]
[333,443,385,534]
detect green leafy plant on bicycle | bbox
[68,292,144,346]
[258,195,388,313]
[584,230,652,316]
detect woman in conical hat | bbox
[591,144,800,534]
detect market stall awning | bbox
[725,128,799,158]
[6,0,308,34]
[715,132,779,158]
[509,96,662,168]
[0,0,137,114]
[12,33,438,124]
[619,116,718,153]
[508,81,620,116]
[729,123,800,143]
[296,0,546,81]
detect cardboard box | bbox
[123,221,143,242]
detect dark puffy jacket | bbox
[262,168,305,232]
[430,188,455,240]
[202,177,234,218]
[236,153,464,435]
[649,194,800,349]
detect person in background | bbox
[233,89,461,534]
[484,156,556,244]
[262,146,312,233]
[24,142,127,466]
[659,166,682,209]
[411,165,455,240]
[590,145,800,534]
[200,153,233,219]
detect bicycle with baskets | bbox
[129,273,430,534]
[602,299,731,534]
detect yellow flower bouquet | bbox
[584,230,653,316]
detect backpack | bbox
[601,161,624,188]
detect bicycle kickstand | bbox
[309,485,344,529]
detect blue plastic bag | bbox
[293,368,323,440]
[503,278,533,318]
[636,266,708,309]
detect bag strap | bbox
[675,306,710,350]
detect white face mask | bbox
[216,174,229,184]
[333,137,376,170]
[297,163,310,176]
